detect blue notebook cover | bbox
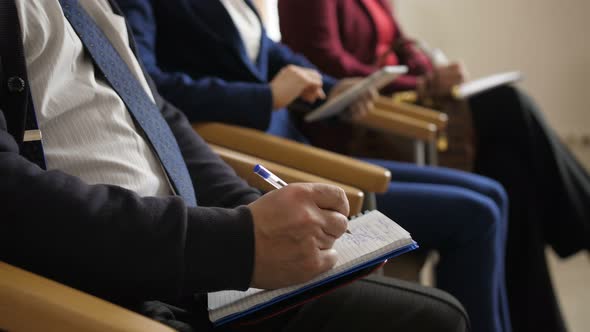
[208,210,418,326]
[214,242,417,326]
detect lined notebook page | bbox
[208,210,415,323]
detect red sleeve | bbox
[393,25,433,76]
[278,0,378,78]
[386,21,432,92]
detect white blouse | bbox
[219,0,263,62]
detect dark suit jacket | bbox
[278,0,433,91]
[0,0,260,308]
[117,0,337,132]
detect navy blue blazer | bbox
[117,0,337,133]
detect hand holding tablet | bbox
[305,66,408,122]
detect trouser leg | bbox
[235,276,470,332]
[374,179,505,332]
[470,85,589,256]
[137,277,470,332]
[364,159,511,331]
[469,86,572,332]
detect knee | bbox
[422,289,471,332]
[365,276,471,331]
[460,194,502,239]
[479,179,508,215]
[405,280,471,331]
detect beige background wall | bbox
[392,0,590,138]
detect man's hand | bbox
[269,65,326,109]
[329,78,378,120]
[248,183,350,289]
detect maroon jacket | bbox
[279,0,433,91]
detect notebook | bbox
[417,44,522,99]
[304,66,408,122]
[207,210,418,326]
[451,71,522,99]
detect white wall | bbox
[392,0,590,137]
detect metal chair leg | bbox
[413,140,426,166]
[426,141,438,166]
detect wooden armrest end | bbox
[391,91,419,103]
[0,262,174,332]
[211,145,364,215]
[352,109,438,142]
[194,123,391,193]
[376,96,448,130]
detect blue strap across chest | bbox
[58,0,197,206]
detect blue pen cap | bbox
[253,164,271,179]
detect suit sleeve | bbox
[155,83,262,294]
[117,0,273,130]
[265,35,338,93]
[0,99,260,307]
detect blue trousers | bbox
[268,109,511,332]
[366,159,510,332]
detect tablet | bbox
[304,66,408,122]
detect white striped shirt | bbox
[16,0,172,197]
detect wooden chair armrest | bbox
[391,91,419,103]
[352,108,438,142]
[194,123,391,193]
[375,96,448,130]
[211,145,364,215]
[0,261,174,332]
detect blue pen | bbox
[253,164,352,234]
[253,164,288,189]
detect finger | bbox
[439,76,460,89]
[314,230,338,250]
[316,248,339,273]
[298,78,323,95]
[301,87,326,103]
[300,94,319,104]
[317,209,348,239]
[456,64,467,82]
[350,102,369,121]
[361,99,373,116]
[309,183,350,216]
[316,87,326,99]
[287,66,322,91]
[301,68,323,82]
[446,74,463,87]
[298,68,323,86]
[447,62,467,82]
[347,104,361,120]
[448,62,460,71]
[459,62,470,81]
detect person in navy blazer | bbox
[117,1,512,330]
[120,0,358,143]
